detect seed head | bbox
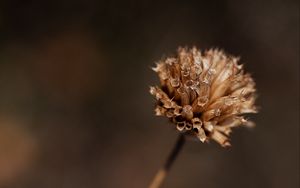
[150,47,257,147]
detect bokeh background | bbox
[0,0,299,188]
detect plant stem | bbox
[149,134,185,188]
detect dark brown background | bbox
[0,0,299,188]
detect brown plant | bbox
[149,47,258,188]
[150,47,257,147]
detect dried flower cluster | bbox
[150,47,257,147]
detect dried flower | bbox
[150,47,257,147]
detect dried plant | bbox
[148,47,257,188]
[150,47,257,146]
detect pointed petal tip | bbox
[222,141,231,148]
[149,86,156,95]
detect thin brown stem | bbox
[148,134,185,188]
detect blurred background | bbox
[0,0,299,188]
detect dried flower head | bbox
[150,47,257,147]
